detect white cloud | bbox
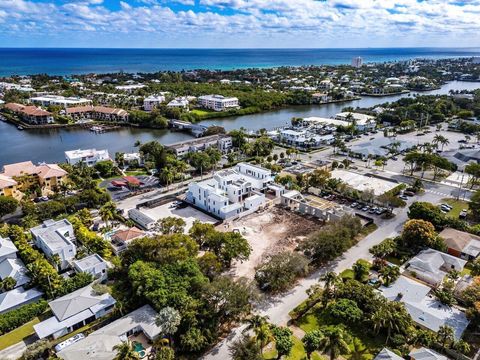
[0,0,479,47]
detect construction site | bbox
[224,205,325,279]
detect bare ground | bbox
[222,206,324,279]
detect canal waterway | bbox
[1,81,479,166]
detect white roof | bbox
[31,219,75,252]
[57,305,161,360]
[374,348,404,360]
[0,287,43,313]
[380,276,469,340]
[0,236,18,259]
[65,148,109,159]
[409,348,448,360]
[406,248,467,285]
[73,254,107,272]
[0,258,30,287]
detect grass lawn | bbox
[125,170,149,176]
[191,109,213,117]
[385,255,404,266]
[263,336,324,360]
[441,198,469,219]
[0,317,39,350]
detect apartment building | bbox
[29,95,91,108]
[143,94,166,111]
[65,148,110,166]
[1,161,68,198]
[198,95,239,112]
[31,219,77,270]
[186,163,272,219]
[4,103,54,124]
[66,105,129,122]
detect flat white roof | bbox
[65,149,108,159]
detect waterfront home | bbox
[167,96,189,109]
[73,254,108,281]
[65,105,128,122]
[166,134,233,157]
[111,227,145,254]
[198,94,239,111]
[57,304,161,360]
[65,148,110,166]
[333,112,376,131]
[31,219,77,270]
[29,95,91,108]
[34,284,116,339]
[404,248,467,287]
[380,275,469,340]
[186,163,273,219]
[4,102,54,125]
[143,94,166,111]
[0,174,21,200]
[273,128,334,149]
[0,287,43,314]
[311,92,331,103]
[1,161,68,197]
[439,228,480,260]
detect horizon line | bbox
[1,46,480,50]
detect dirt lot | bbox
[223,206,324,279]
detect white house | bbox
[274,129,334,149]
[34,285,116,339]
[73,254,108,281]
[405,248,467,287]
[409,348,448,360]
[198,95,239,112]
[186,163,273,219]
[65,149,110,167]
[167,97,189,109]
[143,95,165,111]
[380,276,469,340]
[0,236,18,263]
[31,219,77,270]
[0,287,43,314]
[374,348,404,360]
[57,305,161,360]
[0,258,30,288]
[127,209,156,230]
[334,112,376,131]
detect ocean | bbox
[1,48,480,76]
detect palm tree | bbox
[433,134,449,151]
[346,338,371,360]
[318,326,350,360]
[379,265,400,286]
[113,341,139,360]
[372,302,411,344]
[302,330,324,360]
[244,314,269,334]
[156,307,181,346]
[437,325,454,349]
[321,272,339,302]
[99,201,116,227]
[159,167,174,189]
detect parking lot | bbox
[102,175,160,201]
[320,193,389,217]
[331,169,399,196]
[139,201,217,233]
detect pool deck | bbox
[129,333,152,359]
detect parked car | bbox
[459,209,468,219]
[362,206,370,212]
[350,202,358,208]
[440,205,451,212]
[368,207,377,214]
[55,333,85,352]
[441,203,453,210]
[403,191,415,197]
[357,203,365,209]
[399,195,409,201]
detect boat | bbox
[17,125,24,130]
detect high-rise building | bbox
[351,56,363,68]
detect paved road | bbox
[202,190,450,360]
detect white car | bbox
[54,333,85,352]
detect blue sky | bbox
[0,0,479,48]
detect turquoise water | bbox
[1,48,480,76]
